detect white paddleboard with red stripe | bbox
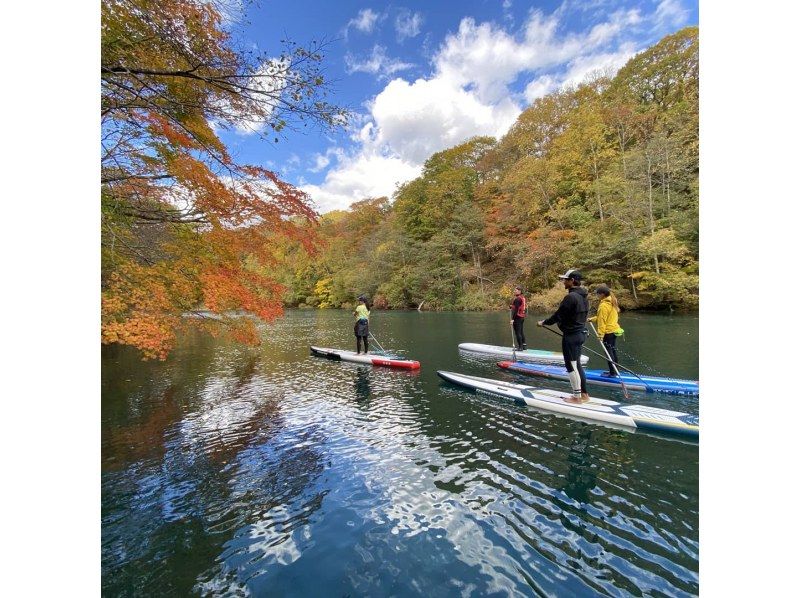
[310,346,420,370]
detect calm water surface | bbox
[102,310,699,596]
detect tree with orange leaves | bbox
[101,0,347,358]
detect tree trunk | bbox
[665,147,671,215]
[646,151,659,275]
[592,149,604,222]
[646,151,655,234]
[471,243,485,295]
[630,274,638,302]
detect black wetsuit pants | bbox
[512,317,526,349]
[355,319,369,353]
[602,333,619,374]
[562,330,587,394]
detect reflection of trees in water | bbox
[102,386,182,472]
[102,331,223,471]
[102,346,328,596]
[561,427,598,504]
[354,367,372,404]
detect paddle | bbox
[368,331,389,355]
[589,321,629,399]
[510,322,517,361]
[538,324,656,393]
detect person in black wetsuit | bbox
[538,269,591,404]
[510,286,527,350]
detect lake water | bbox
[102,309,699,596]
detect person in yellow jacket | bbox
[353,295,371,354]
[588,285,624,376]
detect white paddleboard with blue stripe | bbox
[437,371,698,440]
[458,343,589,365]
[498,361,699,395]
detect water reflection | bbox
[353,367,373,405]
[102,310,699,596]
[561,428,598,505]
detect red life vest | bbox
[516,295,527,318]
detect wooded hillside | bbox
[278,27,699,312]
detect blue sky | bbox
[219,0,698,213]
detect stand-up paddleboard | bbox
[437,371,698,439]
[310,346,420,370]
[498,361,699,395]
[458,343,589,365]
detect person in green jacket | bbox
[588,284,624,376]
[353,295,370,354]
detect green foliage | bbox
[276,28,699,312]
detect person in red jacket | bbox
[510,286,527,350]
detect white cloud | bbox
[347,8,380,34]
[303,5,677,213]
[434,10,640,104]
[502,0,514,23]
[655,0,689,29]
[523,39,638,102]
[301,154,422,213]
[308,147,344,173]
[395,11,423,41]
[368,78,520,164]
[345,45,414,79]
[560,43,638,88]
[523,75,558,102]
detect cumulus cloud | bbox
[345,45,414,79]
[303,4,676,212]
[367,78,520,164]
[347,8,380,34]
[301,154,422,213]
[395,10,423,41]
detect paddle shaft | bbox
[539,324,654,393]
[510,321,517,359]
[368,331,387,354]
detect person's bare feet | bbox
[564,394,591,404]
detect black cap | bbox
[557,269,582,281]
[594,284,611,295]
[357,295,367,301]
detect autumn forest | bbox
[278,28,699,316]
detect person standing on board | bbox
[588,284,625,377]
[353,295,370,354]
[538,269,590,404]
[510,286,527,351]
